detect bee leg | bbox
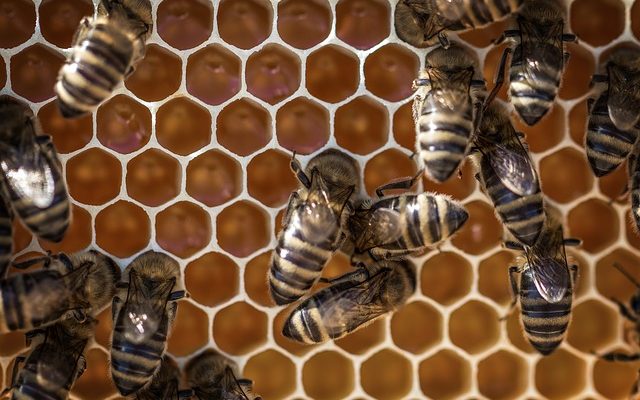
[562,33,578,43]
[290,153,312,189]
[503,240,524,251]
[412,78,430,89]
[281,192,301,228]
[6,355,25,389]
[167,301,178,324]
[493,29,520,45]
[563,238,582,247]
[595,351,640,362]
[54,252,74,273]
[11,255,51,270]
[437,31,450,49]
[500,266,520,321]
[76,354,87,379]
[374,170,423,198]
[485,47,512,110]
[611,297,638,323]
[169,290,186,301]
[178,389,195,399]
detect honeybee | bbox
[471,100,545,246]
[185,349,261,400]
[110,250,186,396]
[0,97,70,243]
[629,148,640,232]
[282,259,416,344]
[586,45,640,177]
[55,0,153,118]
[268,149,359,306]
[0,196,13,277]
[136,355,193,400]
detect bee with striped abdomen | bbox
[110,250,185,396]
[269,149,359,306]
[282,259,416,344]
[136,355,193,400]
[186,349,261,400]
[55,0,153,118]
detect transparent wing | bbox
[428,68,474,112]
[295,200,339,244]
[608,64,640,130]
[121,272,174,343]
[520,20,564,83]
[482,131,538,196]
[527,227,570,303]
[434,0,465,20]
[36,333,86,391]
[351,207,402,252]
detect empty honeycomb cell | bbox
[276,97,329,154]
[539,147,593,203]
[38,205,91,253]
[217,98,272,156]
[593,356,640,400]
[124,45,182,102]
[514,104,565,153]
[483,44,510,102]
[335,319,386,355]
[421,252,472,305]
[336,0,389,50]
[156,201,211,259]
[478,250,516,305]
[364,44,419,102]
[217,201,270,258]
[167,301,209,356]
[156,97,212,156]
[96,95,151,154]
[185,252,239,307]
[393,101,414,151]
[451,200,503,255]
[10,44,64,102]
[186,149,242,208]
[245,251,274,307]
[419,349,470,400]
[361,349,412,400]
[422,162,477,201]
[71,348,117,400]
[94,306,112,349]
[217,0,273,50]
[535,349,587,400]
[213,301,268,355]
[449,300,500,354]
[458,20,509,48]
[248,149,298,207]
[186,44,241,106]
[335,96,389,155]
[39,0,92,48]
[595,248,640,300]
[126,149,181,207]
[506,307,535,354]
[477,350,528,400]
[570,0,624,47]
[12,220,32,254]
[0,331,26,357]
[306,45,359,103]
[246,44,301,105]
[569,99,588,146]
[38,99,92,153]
[66,148,122,205]
[244,349,296,400]
[157,0,213,50]
[390,301,442,354]
[558,43,595,100]
[273,304,319,356]
[599,160,628,203]
[364,148,417,196]
[303,351,354,400]
[0,0,35,48]
[277,0,331,50]
[95,201,150,258]
[567,299,618,353]
[568,198,619,253]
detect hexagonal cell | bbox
[364,149,417,196]
[535,349,587,399]
[66,148,121,205]
[361,349,412,400]
[186,150,242,208]
[217,0,272,49]
[0,0,35,48]
[277,0,331,49]
[303,351,354,400]
[156,97,212,156]
[167,301,209,356]
[483,44,510,102]
[12,219,32,254]
[364,44,418,102]
[94,306,112,348]
[459,19,509,48]
[246,44,300,105]
[423,162,477,201]
[419,349,470,400]
[186,45,241,106]
[157,0,213,50]
[450,300,500,354]
[599,160,628,203]
[125,45,181,102]
[217,201,270,258]
[478,250,516,305]
[421,252,473,305]
[335,319,385,355]
[568,198,619,253]
[567,299,618,353]
[213,301,268,355]
[276,97,329,154]
[513,104,565,153]
[186,252,239,307]
[38,100,92,153]
[245,251,273,307]
[571,0,624,47]
[335,96,388,155]
[540,147,593,204]
[0,331,26,357]
[96,95,151,154]
[594,355,640,400]
[451,200,503,255]
[39,205,91,253]
[559,43,595,100]
[156,201,211,259]
[273,304,319,356]
[306,45,359,103]
[478,350,528,400]
[506,307,535,354]
[569,99,588,146]
[393,102,414,151]
[217,98,272,156]
[95,201,150,258]
[39,0,92,48]
[71,348,117,400]
[391,301,442,354]
[596,248,640,301]
[11,44,64,102]
[336,0,389,50]
[244,349,296,400]
[247,149,298,207]
[126,149,181,207]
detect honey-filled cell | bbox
[167,301,209,357]
[217,98,272,157]
[558,43,595,100]
[569,99,588,146]
[570,0,625,47]
[478,250,516,305]
[66,148,122,205]
[186,45,241,106]
[593,356,640,400]
[595,248,640,301]
[95,200,150,258]
[364,149,417,196]
[187,149,242,207]
[477,350,528,400]
[361,349,412,400]
[157,0,213,50]
[126,149,181,207]
[71,348,117,400]
[244,349,296,400]
[303,351,354,400]
[336,0,389,50]
[156,201,211,259]
[245,251,274,307]
[0,331,26,357]
[391,301,442,354]
[273,304,318,357]
[96,95,151,154]
[0,0,35,48]
[566,299,618,353]
[10,44,64,103]
[539,147,593,204]
[277,0,331,50]
[217,0,273,50]
[514,104,565,153]
[364,44,418,102]
[421,251,472,305]
[419,349,471,400]
[276,97,329,155]
[213,301,268,355]
[38,99,92,153]
[246,44,301,105]
[39,0,92,48]
[156,97,211,156]
[335,319,386,355]
[216,201,270,258]
[422,162,477,201]
[185,252,239,307]
[248,149,298,208]
[535,349,587,400]
[451,200,503,255]
[393,101,415,151]
[306,45,360,103]
[449,300,500,354]
[568,198,619,253]
[335,96,389,155]
[38,205,91,254]
[125,45,181,102]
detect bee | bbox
[268,149,359,306]
[55,0,153,118]
[586,46,640,177]
[110,250,186,396]
[136,355,193,400]
[0,97,70,243]
[282,259,416,344]
[629,148,640,232]
[185,349,261,400]
[0,196,13,277]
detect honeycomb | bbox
[1,0,640,399]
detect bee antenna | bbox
[613,263,640,289]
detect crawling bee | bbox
[185,349,261,400]
[136,355,193,400]
[0,97,70,243]
[283,259,416,344]
[471,100,545,246]
[110,250,186,396]
[268,149,359,306]
[55,0,153,117]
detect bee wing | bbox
[527,226,571,303]
[434,0,465,20]
[295,200,339,244]
[351,207,403,252]
[36,333,86,391]
[520,20,565,81]
[428,68,474,111]
[608,65,640,130]
[481,131,538,196]
[121,274,173,343]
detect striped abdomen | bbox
[454,0,522,29]
[0,197,12,277]
[13,348,71,400]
